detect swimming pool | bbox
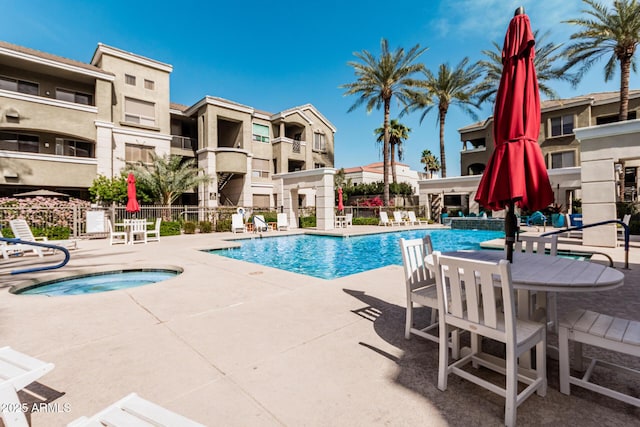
[211,229,503,279]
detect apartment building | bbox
[0,41,335,208]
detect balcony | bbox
[214,148,248,174]
[273,137,306,159]
[170,136,196,157]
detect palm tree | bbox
[375,119,411,184]
[407,57,483,178]
[563,0,640,120]
[477,30,572,105]
[420,149,440,178]
[341,38,427,205]
[126,153,212,219]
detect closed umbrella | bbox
[475,7,554,261]
[126,173,141,214]
[337,187,344,213]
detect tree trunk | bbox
[383,100,391,206]
[390,142,397,184]
[439,108,447,178]
[619,56,631,121]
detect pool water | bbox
[16,270,180,296]
[211,229,503,280]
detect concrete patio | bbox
[0,225,639,426]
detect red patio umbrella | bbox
[337,187,344,213]
[475,7,554,261]
[126,173,141,214]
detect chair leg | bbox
[437,323,449,391]
[536,334,547,396]
[0,384,28,427]
[405,302,413,340]
[451,329,459,360]
[559,325,570,395]
[505,347,518,427]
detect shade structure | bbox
[126,173,141,213]
[337,187,344,213]
[474,10,554,261]
[13,189,70,198]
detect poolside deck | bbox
[1,224,639,426]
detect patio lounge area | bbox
[1,226,639,426]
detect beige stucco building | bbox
[0,41,335,208]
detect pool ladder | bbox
[0,237,70,275]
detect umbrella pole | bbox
[505,201,517,262]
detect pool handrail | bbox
[540,219,629,269]
[0,237,70,275]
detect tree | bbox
[420,149,441,178]
[407,57,483,177]
[477,30,573,104]
[341,38,427,205]
[563,0,640,120]
[375,119,411,184]
[88,173,153,205]
[125,153,212,218]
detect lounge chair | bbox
[619,214,631,240]
[0,230,35,259]
[107,219,128,245]
[9,219,77,254]
[407,211,427,225]
[0,346,54,427]
[276,213,289,231]
[379,211,392,226]
[67,392,205,427]
[146,218,161,242]
[231,214,246,233]
[392,211,407,226]
[253,215,269,232]
[525,211,547,229]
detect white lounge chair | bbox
[146,218,161,242]
[379,211,392,226]
[407,211,427,225]
[67,392,205,427]
[231,214,246,233]
[276,213,289,231]
[619,213,631,240]
[0,230,34,259]
[9,219,77,254]
[392,211,407,226]
[0,346,54,427]
[253,215,269,232]
[107,219,127,245]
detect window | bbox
[252,194,270,208]
[252,124,270,143]
[0,132,39,153]
[55,88,92,105]
[550,115,574,137]
[125,74,136,85]
[596,111,637,125]
[0,76,38,95]
[314,162,325,168]
[313,132,326,151]
[54,138,93,158]
[124,97,156,126]
[144,79,155,90]
[125,144,154,163]
[252,158,270,178]
[551,151,575,169]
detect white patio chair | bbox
[433,252,546,427]
[128,219,147,244]
[0,230,33,259]
[619,214,631,240]
[277,213,289,231]
[379,211,392,226]
[0,346,54,427]
[392,211,407,226]
[107,219,127,245]
[400,237,459,359]
[515,234,559,331]
[146,218,161,242]
[231,213,246,233]
[9,219,77,254]
[253,215,269,232]
[344,213,353,227]
[407,211,427,225]
[67,392,205,427]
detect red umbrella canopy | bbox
[337,187,344,212]
[475,12,553,212]
[126,173,141,213]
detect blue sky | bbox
[4,0,626,176]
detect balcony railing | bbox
[171,135,196,150]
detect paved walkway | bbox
[0,225,639,426]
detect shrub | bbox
[216,219,231,232]
[198,221,213,233]
[183,221,196,234]
[353,217,379,225]
[299,216,316,228]
[160,221,181,236]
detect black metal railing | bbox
[0,237,70,275]
[541,219,630,269]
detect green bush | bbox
[183,221,196,234]
[216,219,231,232]
[630,216,640,235]
[299,216,316,228]
[160,221,182,236]
[198,221,213,233]
[32,226,71,240]
[353,217,379,225]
